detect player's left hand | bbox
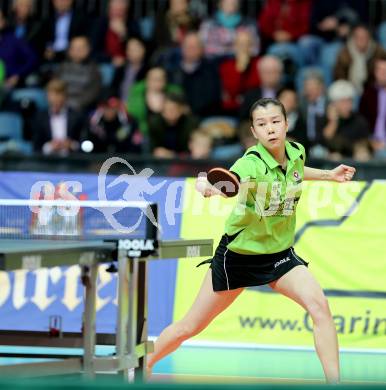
[330,164,356,182]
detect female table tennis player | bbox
[147,98,356,383]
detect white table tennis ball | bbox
[81,140,94,153]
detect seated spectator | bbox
[188,129,213,159]
[111,36,149,101]
[87,97,142,153]
[199,0,259,58]
[277,87,305,134]
[33,79,84,155]
[299,0,366,66]
[93,0,139,66]
[360,54,386,159]
[259,0,312,47]
[43,0,88,62]
[259,0,311,73]
[334,24,386,93]
[0,10,37,89]
[219,29,260,115]
[8,0,45,58]
[149,91,199,157]
[308,1,366,42]
[323,80,371,160]
[127,66,181,135]
[240,55,283,120]
[153,0,199,51]
[168,32,221,118]
[56,36,102,111]
[297,70,328,152]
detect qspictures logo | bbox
[28,157,363,232]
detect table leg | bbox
[127,258,139,381]
[82,263,98,378]
[136,260,148,381]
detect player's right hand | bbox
[195,173,225,198]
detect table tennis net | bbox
[0,199,158,240]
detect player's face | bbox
[250,104,288,151]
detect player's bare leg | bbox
[147,269,243,375]
[270,266,340,384]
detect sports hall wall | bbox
[0,172,385,350]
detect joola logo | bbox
[118,239,155,251]
[274,256,291,268]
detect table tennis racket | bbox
[207,167,240,197]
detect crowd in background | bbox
[0,0,385,162]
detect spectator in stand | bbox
[323,80,371,161]
[188,129,213,159]
[127,66,181,135]
[258,0,311,73]
[110,36,148,102]
[360,54,386,159]
[277,87,305,135]
[259,0,312,47]
[169,32,221,118]
[153,0,199,51]
[0,10,37,89]
[199,0,259,59]
[300,1,367,66]
[8,0,45,59]
[219,29,260,115]
[92,0,140,66]
[334,24,386,94]
[309,1,366,42]
[87,97,142,153]
[56,36,102,112]
[43,0,87,62]
[149,91,199,158]
[296,70,328,153]
[33,79,84,155]
[240,55,283,120]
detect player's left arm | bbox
[304,165,356,182]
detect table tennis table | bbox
[0,238,213,380]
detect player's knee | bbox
[305,295,331,323]
[174,321,202,341]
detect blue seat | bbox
[378,21,386,50]
[0,112,23,141]
[99,63,115,87]
[0,140,32,155]
[11,88,48,110]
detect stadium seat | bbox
[0,112,23,141]
[99,63,115,87]
[378,21,386,49]
[11,88,48,110]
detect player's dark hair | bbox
[249,98,287,124]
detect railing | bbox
[0,153,385,180]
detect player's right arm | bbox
[195,156,255,198]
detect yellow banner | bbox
[175,180,386,349]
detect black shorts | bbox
[197,234,309,292]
